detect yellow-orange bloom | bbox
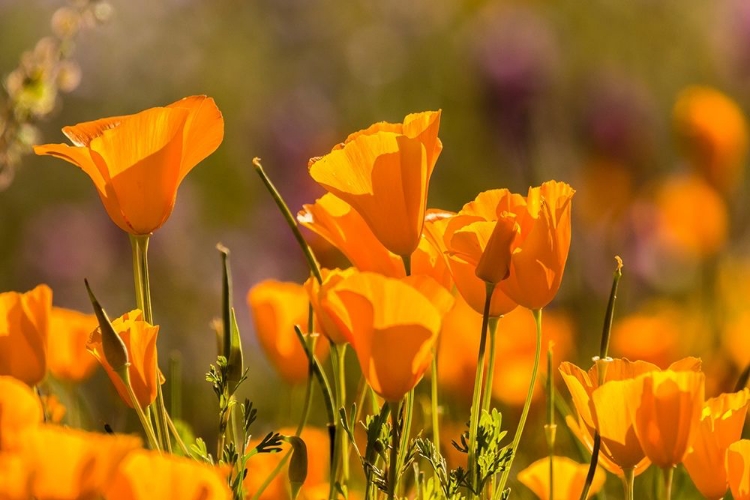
[308,111,442,257]
[0,284,52,386]
[247,280,329,384]
[322,272,444,401]
[673,85,748,194]
[0,376,43,450]
[624,369,705,469]
[106,450,231,500]
[499,181,575,310]
[0,454,30,500]
[517,455,606,500]
[48,306,99,382]
[305,268,359,346]
[86,310,159,409]
[34,95,224,235]
[727,440,750,500]
[683,389,750,499]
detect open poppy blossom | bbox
[34,96,224,235]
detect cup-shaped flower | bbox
[308,111,441,257]
[517,455,606,500]
[320,272,443,402]
[0,376,43,450]
[624,369,705,469]
[86,310,159,409]
[106,450,231,500]
[499,181,575,310]
[305,268,359,346]
[48,307,99,382]
[727,440,750,500]
[683,389,750,499]
[0,284,52,386]
[247,280,329,384]
[34,95,224,235]
[11,425,140,500]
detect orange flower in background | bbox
[86,310,160,409]
[48,306,99,382]
[727,440,750,500]
[308,111,442,257]
[248,280,330,384]
[610,303,687,369]
[40,394,66,424]
[683,389,750,499]
[106,450,231,500]
[673,85,748,194]
[0,284,52,386]
[0,376,43,450]
[322,272,444,401]
[624,369,705,469]
[11,425,140,500]
[499,180,575,310]
[34,95,224,235]
[517,455,606,500]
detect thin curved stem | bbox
[387,401,401,500]
[663,467,674,500]
[622,467,635,500]
[430,348,440,449]
[481,317,499,412]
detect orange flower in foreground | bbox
[0,284,52,386]
[322,272,445,401]
[517,455,606,500]
[624,369,705,469]
[0,454,31,500]
[727,440,750,500]
[34,95,224,235]
[0,376,43,450]
[13,425,140,500]
[308,111,442,257]
[86,310,160,409]
[106,450,231,500]
[48,306,99,382]
[248,280,329,384]
[683,389,750,499]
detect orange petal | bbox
[517,455,606,500]
[48,307,99,382]
[166,95,225,182]
[62,115,130,146]
[727,440,750,500]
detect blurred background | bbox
[2,0,750,497]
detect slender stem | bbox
[123,372,160,451]
[481,317,499,412]
[467,282,495,498]
[578,433,600,500]
[663,467,674,500]
[622,467,635,500]
[329,344,349,500]
[294,326,334,425]
[396,388,414,497]
[165,412,190,456]
[402,254,412,276]
[549,453,555,500]
[430,348,440,449]
[387,401,402,500]
[252,158,322,284]
[498,308,544,492]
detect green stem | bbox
[252,158,322,284]
[387,401,402,500]
[430,348,440,449]
[329,344,349,500]
[498,308,544,492]
[402,253,412,276]
[663,467,674,500]
[481,317,499,412]
[165,412,190,456]
[122,369,160,451]
[397,388,414,497]
[622,467,635,500]
[467,282,495,498]
[549,452,554,500]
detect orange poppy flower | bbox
[34,95,224,235]
[624,369,705,469]
[308,111,442,258]
[673,85,748,194]
[247,280,330,384]
[0,454,31,500]
[559,358,698,473]
[48,306,99,382]
[106,449,231,500]
[244,426,330,500]
[726,440,750,500]
[0,284,52,386]
[320,272,444,401]
[683,389,750,499]
[517,455,606,500]
[86,310,160,409]
[0,376,43,450]
[499,181,575,310]
[12,425,140,500]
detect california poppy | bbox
[726,440,750,500]
[48,306,99,382]
[0,376,43,450]
[517,455,606,500]
[0,454,30,500]
[683,389,750,499]
[308,111,441,258]
[247,280,329,384]
[0,284,52,386]
[304,268,359,346]
[86,310,160,409]
[34,96,224,235]
[320,272,444,402]
[106,450,231,500]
